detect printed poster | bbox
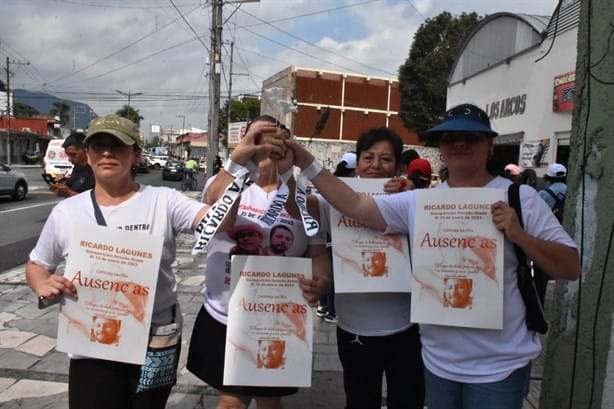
[57,224,163,365]
[411,188,504,329]
[330,178,411,293]
[224,255,313,387]
[520,139,550,168]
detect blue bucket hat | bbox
[425,104,498,138]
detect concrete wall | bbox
[295,137,440,174]
[540,0,614,407]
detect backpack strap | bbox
[544,188,559,201]
[508,183,549,333]
[508,184,527,266]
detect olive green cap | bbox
[85,114,140,146]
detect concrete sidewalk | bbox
[0,233,345,409]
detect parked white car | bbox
[148,155,169,169]
[0,161,28,201]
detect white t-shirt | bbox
[317,196,412,336]
[30,185,204,327]
[203,179,326,324]
[374,176,577,383]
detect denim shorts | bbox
[424,362,531,409]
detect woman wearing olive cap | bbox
[25,114,268,409]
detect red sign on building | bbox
[553,71,575,113]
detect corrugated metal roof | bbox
[448,1,580,84]
[449,12,548,84]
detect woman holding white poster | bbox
[281,104,581,409]
[186,115,330,409]
[314,127,425,409]
[24,114,234,409]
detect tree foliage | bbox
[116,104,144,127]
[398,11,482,139]
[49,100,71,127]
[218,97,261,136]
[14,101,40,117]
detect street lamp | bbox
[115,90,142,107]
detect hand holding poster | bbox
[57,224,163,365]
[330,178,411,293]
[411,188,504,329]
[224,255,313,387]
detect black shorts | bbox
[186,305,298,397]
[68,358,173,409]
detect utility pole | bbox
[226,41,249,136]
[207,0,223,177]
[4,57,30,165]
[206,0,258,175]
[176,114,186,159]
[176,115,186,135]
[227,41,234,133]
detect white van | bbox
[43,139,73,179]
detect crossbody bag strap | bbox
[90,190,107,226]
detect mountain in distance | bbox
[13,89,96,129]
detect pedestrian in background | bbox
[401,148,420,175]
[282,103,581,409]
[25,114,212,409]
[518,168,538,189]
[407,158,432,189]
[504,163,521,183]
[538,163,567,209]
[48,132,95,197]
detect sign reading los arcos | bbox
[485,94,527,119]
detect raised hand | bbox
[384,177,414,194]
[284,138,315,169]
[231,120,286,165]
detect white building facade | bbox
[446,0,580,176]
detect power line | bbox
[237,7,396,77]
[46,4,202,86]
[48,0,202,10]
[169,0,210,53]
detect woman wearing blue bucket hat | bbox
[280,103,581,409]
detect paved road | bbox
[0,166,204,272]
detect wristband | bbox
[224,159,250,178]
[301,159,324,181]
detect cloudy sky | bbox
[1,0,558,134]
